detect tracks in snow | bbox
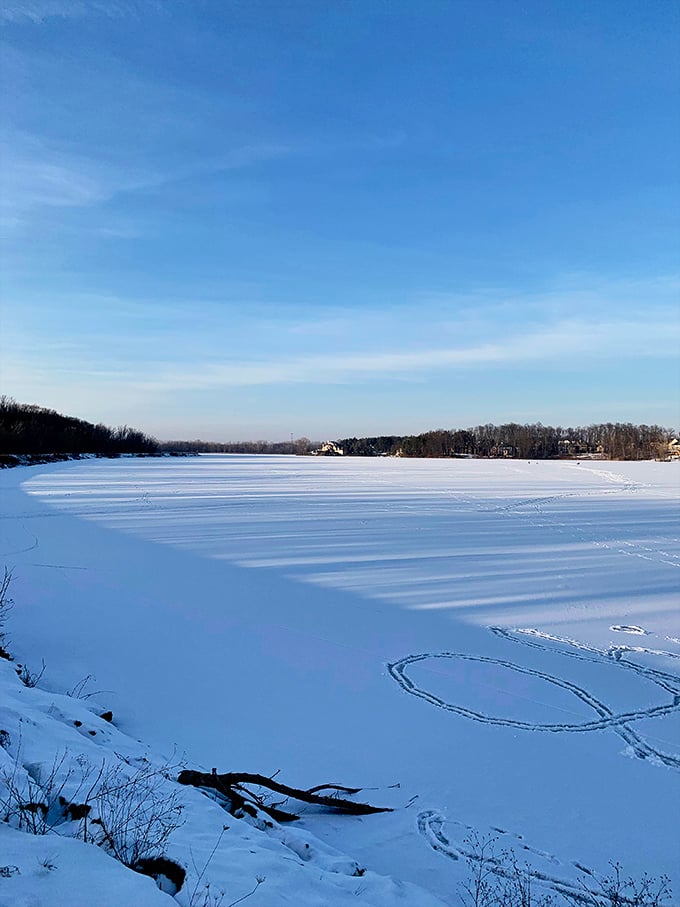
[410,626,680,896]
[482,471,680,570]
[417,809,620,904]
[388,628,680,770]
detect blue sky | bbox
[1,0,678,440]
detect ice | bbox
[1,455,678,905]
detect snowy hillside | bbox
[0,651,443,906]
[1,456,678,905]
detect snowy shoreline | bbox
[0,649,441,906]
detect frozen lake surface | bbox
[2,455,679,903]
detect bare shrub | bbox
[16,658,46,688]
[496,851,555,907]
[460,832,504,907]
[0,751,78,834]
[65,673,110,701]
[89,759,184,867]
[460,835,672,907]
[566,863,672,907]
[188,825,265,907]
[1,746,185,887]
[0,567,13,659]
[226,877,265,907]
[460,833,554,907]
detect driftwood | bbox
[177,770,393,823]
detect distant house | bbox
[559,438,594,457]
[579,447,606,460]
[312,441,344,456]
[668,439,680,459]
[490,443,516,458]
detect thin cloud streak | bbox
[70,317,677,391]
[0,131,291,227]
[0,1,144,24]
[0,151,107,212]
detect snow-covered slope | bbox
[1,456,678,905]
[0,634,445,906]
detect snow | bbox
[1,455,679,905]
[0,823,172,907]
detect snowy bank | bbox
[0,648,445,906]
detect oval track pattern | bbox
[388,628,680,770]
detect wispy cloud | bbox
[3,305,678,437]
[0,145,108,212]
[3,274,678,439]
[141,317,676,390]
[0,132,143,224]
[0,1,144,24]
[7,316,667,394]
[0,131,290,229]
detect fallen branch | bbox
[305,782,362,796]
[177,770,393,821]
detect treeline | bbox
[0,397,159,456]
[159,438,319,455]
[4,396,670,462]
[337,423,675,460]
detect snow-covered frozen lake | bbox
[2,455,679,903]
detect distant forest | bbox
[1,398,675,462]
[337,423,675,461]
[0,397,159,458]
[160,438,318,455]
[161,422,675,461]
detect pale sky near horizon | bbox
[1,0,678,441]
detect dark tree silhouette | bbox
[0,397,159,459]
[336,422,674,461]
